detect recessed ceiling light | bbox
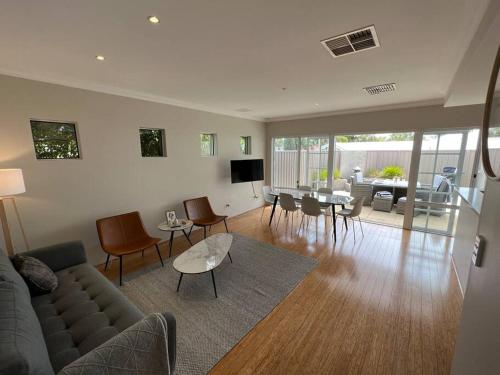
[148,16,160,24]
[314,103,320,107]
[95,55,105,61]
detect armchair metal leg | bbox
[182,229,193,246]
[276,210,283,229]
[204,226,207,238]
[227,252,233,263]
[352,217,356,241]
[223,219,229,233]
[155,244,164,267]
[119,255,123,286]
[104,254,110,271]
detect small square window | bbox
[200,133,217,156]
[240,136,252,155]
[140,128,166,157]
[30,120,80,159]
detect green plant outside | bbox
[379,165,404,178]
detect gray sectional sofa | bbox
[0,241,176,374]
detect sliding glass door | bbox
[412,129,479,234]
[272,136,329,189]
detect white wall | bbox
[0,74,265,264]
[452,177,500,374]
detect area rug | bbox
[120,233,317,375]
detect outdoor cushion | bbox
[0,251,54,375]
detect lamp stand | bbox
[0,198,14,257]
[0,197,29,257]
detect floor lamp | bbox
[0,169,28,257]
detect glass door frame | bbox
[271,135,331,189]
[403,128,481,234]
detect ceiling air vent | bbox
[321,25,379,58]
[364,83,396,95]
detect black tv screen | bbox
[231,159,264,183]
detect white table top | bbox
[158,220,193,232]
[270,188,352,205]
[173,233,233,274]
[370,179,421,188]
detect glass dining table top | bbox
[270,187,353,205]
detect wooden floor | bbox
[98,207,463,375]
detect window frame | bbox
[139,127,167,158]
[200,133,217,157]
[240,136,252,155]
[30,119,81,160]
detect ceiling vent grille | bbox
[321,25,379,58]
[364,83,396,95]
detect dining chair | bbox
[261,185,277,221]
[276,193,299,232]
[317,187,333,218]
[183,196,228,238]
[96,211,163,286]
[336,197,365,241]
[299,196,326,242]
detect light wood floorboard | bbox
[97,207,463,375]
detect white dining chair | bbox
[318,187,333,218]
[277,193,299,233]
[336,197,365,241]
[261,185,277,221]
[299,196,327,242]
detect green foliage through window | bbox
[201,133,216,156]
[30,120,80,159]
[140,128,165,157]
[380,165,404,178]
[240,136,251,155]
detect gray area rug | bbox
[120,233,317,375]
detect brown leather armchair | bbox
[96,211,163,285]
[183,197,228,238]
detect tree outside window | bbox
[30,120,80,159]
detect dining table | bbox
[268,188,353,242]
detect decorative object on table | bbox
[120,233,317,375]
[183,196,229,238]
[0,169,29,256]
[96,211,164,286]
[481,46,500,181]
[373,191,394,212]
[158,219,194,257]
[11,254,58,295]
[165,210,178,226]
[174,233,233,298]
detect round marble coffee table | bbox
[158,220,193,257]
[173,233,233,298]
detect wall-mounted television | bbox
[230,159,264,183]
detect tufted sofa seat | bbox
[31,262,144,372]
[0,241,176,375]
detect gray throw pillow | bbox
[12,255,58,294]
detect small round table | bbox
[158,220,194,257]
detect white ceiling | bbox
[0,0,492,121]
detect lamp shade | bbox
[0,169,26,197]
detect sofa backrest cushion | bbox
[0,251,54,375]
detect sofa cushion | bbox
[31,263,143,373]
[12,255,58,295]
[0,251,54,375]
